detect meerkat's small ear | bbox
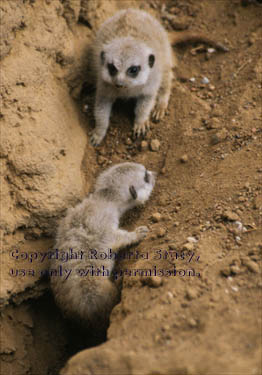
[148,54,155,68]
[129,185,137,200]
[100,51,105,64]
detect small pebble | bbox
[82,104,89,112]
[211,129,228,145]
[223,210,239,221]
[157,227,166,237]
[167,291,174,300]
[125,137,132,145]
[221,267,231,277]
[97,155,107,165]
[140,140,148,151]
[187,236,198,243]
[202,77,210,84]
[253,196,262,210]
[230,265,241,274]
[238,196,246,202]
[180,154,188,163]
[142,275,163,288]
[243,259,260,273]
[234,221,247,233]
[207,48,215,53]
[152,212,162,222]
[169,18,189,31]
[189,77,196,82]
[188,318,198,327]
[144,130,152,140]
[186,287,198,300]
[210,134,220,145]
[183,242,194,251]
[161,324,170,332]
[150,139,160,152]
[248,32,258,45]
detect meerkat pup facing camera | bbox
[50,162,156,332]
[90,8,174,146]
[89,8,228,146]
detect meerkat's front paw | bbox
[152,102,167,121]
[90,130,105,147]
[133,121,150,138]
[135,226,149,241]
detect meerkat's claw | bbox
[133,121,150,138]
[135,226,149,241]
[90,131,104,147]
[152,103,167,121]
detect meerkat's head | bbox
[94,162,156,212]
[99,37,155,89]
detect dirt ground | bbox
[0,0,261,374]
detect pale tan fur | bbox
[90,8,174,146]
[89,8,228,146]
[50,162,156,333]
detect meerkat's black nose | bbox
[116,83,124,88]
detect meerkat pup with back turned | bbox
[50,162,156,332]
[89,8,228,146]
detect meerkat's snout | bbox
[115,79,126,88]
[128,167,156,205]
[115,82,126,89]
[95,163,156,207]
[136,170,156,204]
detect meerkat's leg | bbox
[133,95,157,137]
[152,67,173,121]
[91,92,113,146]
[112,226,149,252]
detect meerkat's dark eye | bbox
[129,185,137,200]
[126,65,141,77]
[100,51,105,64]
[144,170,150,183]
[148,54,155,68]
[107,63,118,76]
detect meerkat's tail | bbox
[169,31,229,52]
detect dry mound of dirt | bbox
[1,1,261,374]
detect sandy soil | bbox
[0,0,261,374]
